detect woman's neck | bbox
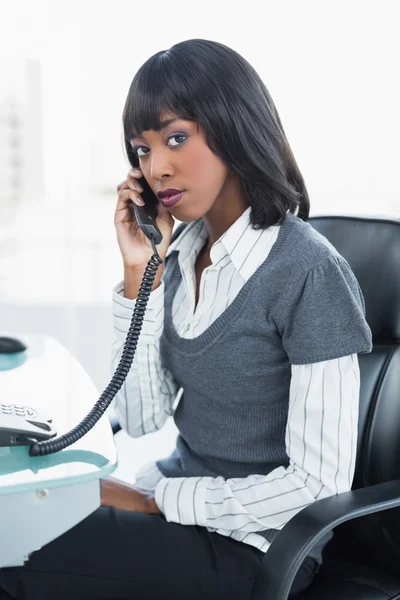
[202,173,249,248]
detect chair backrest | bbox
[308,214,400,573]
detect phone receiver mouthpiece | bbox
[132,204,163,246]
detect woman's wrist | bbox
[100,478,161,514]
[123,264,164,298]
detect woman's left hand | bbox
[100,476,161,514]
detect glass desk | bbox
[0,333,118,567]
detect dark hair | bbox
[122,39,310,228]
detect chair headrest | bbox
[308,214,400,343]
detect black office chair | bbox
[252,214,400,599]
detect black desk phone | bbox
[0,187,163,457]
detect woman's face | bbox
[129,112,238,222]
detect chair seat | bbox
[297,554,400,599]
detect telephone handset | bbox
[133,203,163,250]
[16,189,164,456]
[130,173,163,251]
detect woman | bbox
[0,38,372,599]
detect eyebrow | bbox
[131,118,183,141]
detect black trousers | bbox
[0,506,318,599]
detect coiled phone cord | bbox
[29,238,163,457]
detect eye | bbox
[168,134,187,147]
[132,134,187,158]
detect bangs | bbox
[123,54,196,142]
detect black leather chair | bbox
[252,214,400,599]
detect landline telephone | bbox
[0,180,164,457]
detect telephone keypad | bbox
[1,404,37,418]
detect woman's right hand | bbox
[114,168,175,268]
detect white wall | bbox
[1,0,399,215]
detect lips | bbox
[157,188,184,199]
[159,191,184,208]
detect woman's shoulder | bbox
[282,212,346,273]
[261,212,356,303]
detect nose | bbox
[149,150,174,182]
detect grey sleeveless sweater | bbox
[156,210,372,559]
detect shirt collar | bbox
[166,206,276,282]
[166,218,207,260]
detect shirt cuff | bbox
[154,477,208,526]
[112,279,164,344]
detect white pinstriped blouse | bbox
[111,206,360,553]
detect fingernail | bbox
[136,197,145,206]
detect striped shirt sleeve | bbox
[111,279,180,437]
[154,354,360,531]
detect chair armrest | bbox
[251,479,400,600]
